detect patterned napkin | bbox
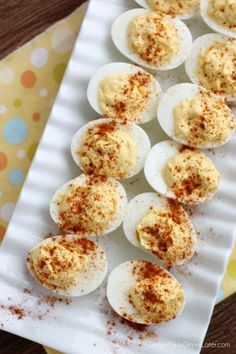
[0,5,85,238]
[0,3,235,353]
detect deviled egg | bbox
[185,33,236,101]
[71,118,151,179]
[111,9,192,71]
[87,62,162,123]
[144,140,220,205]
[157,83,235,149]
[134,0,199,20]
[27,235,107,296]
[50,174,127,236]
[107,260,185,324]
[200,0,236,38]
[123,193,196,266]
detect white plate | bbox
[0,1,235,354]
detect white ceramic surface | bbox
[0,1,235,354]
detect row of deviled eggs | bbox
[134,0,236,38]
[26,3,236,326]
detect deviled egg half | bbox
[27,235,107,296]
[185,33,236,101]
[157,83,235,149]
[50,174,127,236]
[71,118,151,179]
[123,193,196,267]
[134,0,199,20]
[200,0,236,38]
[111,9,192,71]
[144,140,220,205]
[107,260,185,324]
[87,62,162,123]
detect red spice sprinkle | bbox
[58,175,114,235]
[0,305,25,320]
[129,13,179,66]
[132,260,168,281]
[179,145,196,153]
[9,306,25,319]
[109,71,151,119]
[120,318,148,332]
[143,288,158,303]
[23,288,32,295]
[87,120,118,137]
[104,307,158,347]
[37,295,71,307]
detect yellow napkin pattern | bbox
[0,6,85,238]
[0,4,235,353]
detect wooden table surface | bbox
[0,0,235,353]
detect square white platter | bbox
[0,1,236,353]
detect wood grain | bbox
[202,294,236,353]
[0,0,235,353]
[0,331,45,354]
[0,0,84,59]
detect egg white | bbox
[144,140,178,199]
[185,33,236,102]
[144,140,219,204]
[123,192,196,265]
[111,9,192,71]
[87,62,162,123]
[200,0,236,39]
[50,174,128,237]
[71,118,151,179]
[123,192,167,250]
[133,0,198,19]
[27,234,107,297]
[157,83,234,149]
[107,260,185,324]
